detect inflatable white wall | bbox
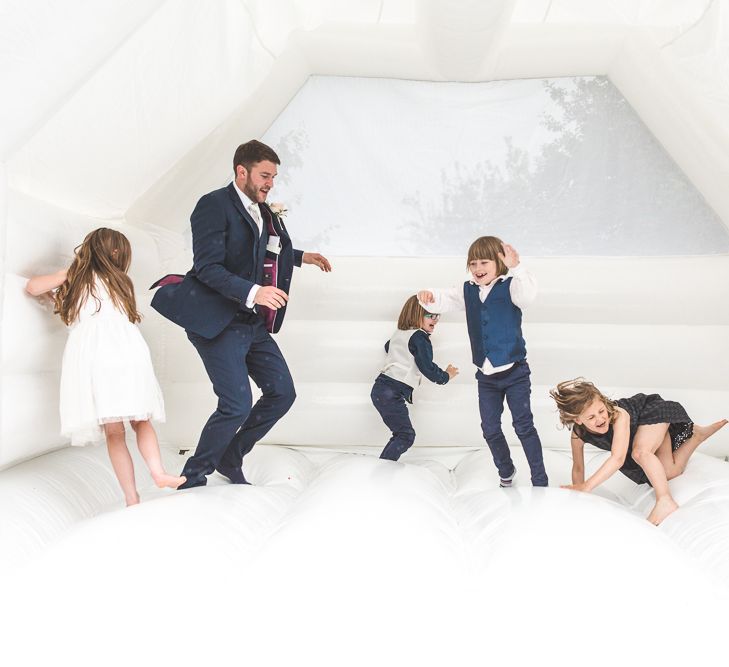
[151,253,729,455]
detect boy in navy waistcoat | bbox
[418,236,548,487]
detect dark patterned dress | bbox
[574,393,693,486]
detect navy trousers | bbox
[476,361,548,486]
[371,375,415,461]
[181,314,296,487]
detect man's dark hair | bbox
[233,140,280,173]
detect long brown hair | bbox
[397,295,428,330]
[55,228,141,325]
[549,378,618,434]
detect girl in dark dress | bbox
[550,378,726,525]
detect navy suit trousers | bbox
[183,314,296,486]
[371,375,416,461]
[476,360,548,486]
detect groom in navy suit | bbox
[151,140,331,488]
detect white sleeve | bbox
[418,287,465,314]
[508,265,537,308]
[245,284,261,309]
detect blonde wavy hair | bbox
[549,378,618,432]
[55,228,141,325]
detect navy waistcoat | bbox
[463,278,527,368]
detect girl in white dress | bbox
[26,228,185,505]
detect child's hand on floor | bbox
[561,482,589,492]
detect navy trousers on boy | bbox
[477,360,548,486]
[180,313,296,488]
[371,376,415,461]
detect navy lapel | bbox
[227,182,259,241]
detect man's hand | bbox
[446,364,459,380]
[302,252,332,272]
[254,286,289,309]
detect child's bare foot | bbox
[152,472,187,490]
[647,496,679,525]
[125,494,140,507]
[694,419,728,443]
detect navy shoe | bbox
[216,465,251,485]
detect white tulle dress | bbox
[59,280,165,446]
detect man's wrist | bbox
[246,284,261,309]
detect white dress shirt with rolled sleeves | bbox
[420,264,537,375]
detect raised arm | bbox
[25,269,68,296]
[563,408,630,492]
[507,264,538,308]
[500,243,537,308]
[417,287,464,314]
[301,252,331,272]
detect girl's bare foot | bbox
[152,472,187,489]
[694,419,728,443]
[125,494,140,507]
[647,496,679,525]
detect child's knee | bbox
[392,427,415,447]
[513,422,537,438]
[482,424,504,440]
[631,448,649,465]
[103,422,125,437]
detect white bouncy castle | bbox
[2,2,729,665]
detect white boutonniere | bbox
[269,202,288,218]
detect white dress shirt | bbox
[419,264,537,375]
[233,182,261,308]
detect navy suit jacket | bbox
[151,183,303,339]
